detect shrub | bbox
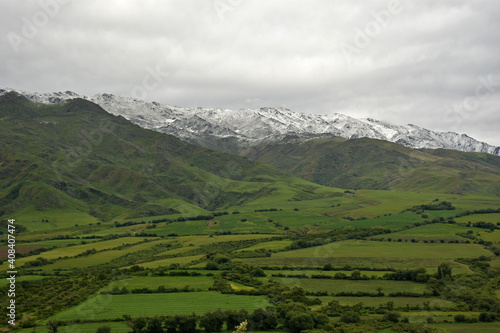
[96,326,111,333]
[286,313,315,333]
[199,311,224,332]
[384,311,401,323]
[479,312,496,322]
[340,311,361,324]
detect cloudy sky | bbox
[1,0,500,145]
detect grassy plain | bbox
[236,240,488,273]
[274,278,427,294]
[52,292,270,321]
[102,275,214,291]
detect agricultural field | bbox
[2,191,500,332]
[318,296,456,308]
[428,322,500,332]
[371,223,480,242]
[237,239,486,274]
[274,278,427,294]
[234,239,294,252]
[52,292,271,321]
[102,275,214,291]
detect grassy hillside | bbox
[0,92,343,228]
[244,137,500,196]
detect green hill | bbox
[244,136,500,196]
[0,92,342,228]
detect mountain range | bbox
[1,90,500,225]
[1,88,499,156]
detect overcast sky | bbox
[1,0,500,145]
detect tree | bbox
[225,309,248,329]
[213,254,230,264]
[47,320,63,333]
[96,326,111,333]
[351,269,361,280]
[199,311,224,332]
[164,316,177,333]
[176,314,197,333]
[128,317,147,333]
[312,312,330,328]
[248,308,278,330]
[147,317,164,333]
[251,267,266,277]
[323,263,333,271]
[437,263,452,279]
[286,313,315,333]
[384,311,401,323]
[479,312,496,322]
[205,262,220,270]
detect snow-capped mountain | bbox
[2,87,499,156]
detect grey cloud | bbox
[1,0,499,145]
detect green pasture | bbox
[239,257,471,274]
[405,311,481,324]
[376,223,473,241]
[271,240,491,260]
[152,218,278,236]
[102,275,214,291]
[20,238,101,247]
[237,239,482,272]
[469,229,500,248]
[18,322,130,333]
[153,234,275,256]
[455,213,500,224]
[318,212,423,231]
[428,322,500,333]
[265,269,393,278]
[449,196,500,212]
[52,292,270,321]
[26,239,171,272]
[274,278,427,294]
[11,205,101,232]
[235,239,293,252]
[319,296,455,308]
[228,180,345,210]
[14,237,149,263]
[343,191,500,219]
[339,191,454,218]
[123,255,204,269]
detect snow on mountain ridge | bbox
[2,87,499,156]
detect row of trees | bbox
[122,303,330,333]
[123,308,277,333]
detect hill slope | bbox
[0,92,342,226]
[243,136,500,196]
